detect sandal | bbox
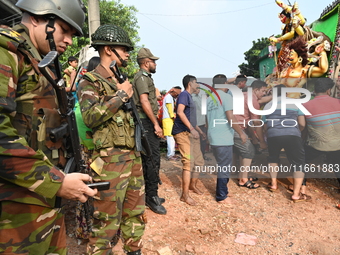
[267,183,279,193]
[287,184,306,195]
[287,185,294,192]
[248,176,258,182]
[239,180,260,189]
[292,193,312,203]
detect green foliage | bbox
[238,37,269,78]
[61,0,140,78]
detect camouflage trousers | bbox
[0,201,66,254]
[87,154,145,254]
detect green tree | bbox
[238,37,269,78]
[61,0,140,78]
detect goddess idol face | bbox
[278,13,290,24]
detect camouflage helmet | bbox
[91,24,134,51]
[16,0,86,36]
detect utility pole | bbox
[88,0,100,42]
[78,0,100,66]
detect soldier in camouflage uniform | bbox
[0,0,97,254]
[77,24,145,255]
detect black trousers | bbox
[141,118,161,197]
[305,144,340,184]
[267,135,305,166]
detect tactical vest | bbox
[0,26,67,168]
[83,71,135,150]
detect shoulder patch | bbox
[0,27,26,52]
[83,71,98,83]
[0,28,24,43]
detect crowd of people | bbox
[1,0,340,254]
[152,72,340,207]
[169,74,340,205]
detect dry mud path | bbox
[65,151,340,255]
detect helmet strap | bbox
[45,16,57,52]
[111,47,128,67]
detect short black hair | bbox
[251,80,267,89]
[314,78,334,93]
[182,74,196,89]
[173,86,182,90]
[212,74,227,88]
[68,56,78,63]
[137,58,143,66]
[235,74,247,84]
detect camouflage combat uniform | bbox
[77,64,145,254]
[0,25,68,254]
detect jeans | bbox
[166,136,175,157]
[211,145,233,202]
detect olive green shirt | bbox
[132,68,158,118]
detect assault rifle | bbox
[109,61,162,185]
[38,51,108,235]
[38,51,85,174]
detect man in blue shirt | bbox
[173,75,205,206]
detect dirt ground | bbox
[64,150,340,255]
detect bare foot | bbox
[288,184,306,195]
[267,183,278,192]
[292,193,312,203]
[180,195,196,206]
[217,197,234,205]
[189,185,203,195]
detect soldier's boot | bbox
[158,196,165,204]
[146,196,167,215]
[127,250,142,255]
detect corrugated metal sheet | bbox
[0,0,21,26]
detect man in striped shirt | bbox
[303,78,340,185]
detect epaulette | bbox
[83,71,108,84]
[0,27,26,53]
[83,71,118,91]
[83,71,98,83]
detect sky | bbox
[121,0,333,91]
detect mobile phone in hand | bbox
[87,182,110,191]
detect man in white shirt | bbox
[162,86,182,160]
